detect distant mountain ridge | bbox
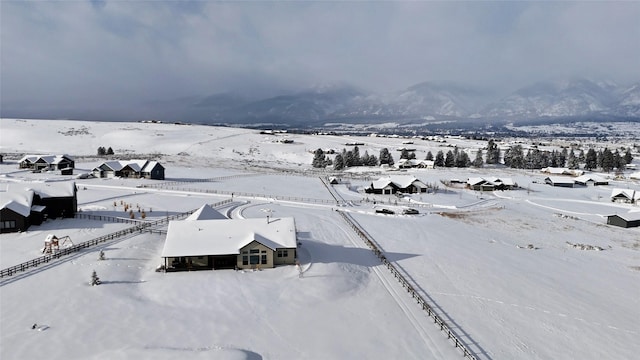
[192,78,640,126]
[2,78,638,125]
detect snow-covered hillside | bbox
[1,118,639,359]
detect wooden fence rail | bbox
[0,199,232,279]
[337,210,478,360]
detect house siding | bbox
[238,241,275,269]
[0,208,29,233]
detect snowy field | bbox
[1,118,639,359]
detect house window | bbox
[250,249,260,254]
[250,255,259,265]
[242,256,248,265]
[277,249,288,258]
[242,250,248,254]
[1,221,16,229]
[261,255,267,264]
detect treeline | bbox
[312,146,395,170]
[503,145,633,172]
[311,139,634,172]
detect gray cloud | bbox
[2,1,639,114]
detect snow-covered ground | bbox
[1,118,639,359]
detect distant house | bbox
[365,176,428,194]
[19,154,74,174]
[606,213,640,228]
[574,175,609,186]
[541,167,583,177]
[629,172,640,180]
[545,176,575,188]
[467,177,517,191]
[92,160,165,180]
[161,217,297,271]
[396,159,434,169]
[610,189,636,204]
[1,182,76,233]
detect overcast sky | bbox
[2,1,639,111]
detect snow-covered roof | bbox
[389,175,423,189]
[185,204,227,220]
[574,175,608,184]
[0,189,34,216]
[545,176,574,184]
[161,217,297,257]
[6,182,76,199]
[94,160,161,172]
[141,160,163,172]
[467,177,516,186]
[19,154,73,164]
[467,177,486,186]
[370,176,426,190]
[371,178,393,189]
[610,188,635,199]
[609,212,640,222]
[629,172,640,180]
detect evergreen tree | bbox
[312,148,327,168]
[379,148,394,166]
[614,150,626,171]
[91,270,101,286]
[333,154,345,170]
[366,153,378,166]
[97,147,106,156]
[600,148,614,172]
[351,146,362,166]
[472,149,484,167]
[456,151,471,168]
[425,151,434,161]
[106,147,114,155]
[584,148,598,170]
[400,149,410,160]
[486,139,501,164]
[444,150,455,167]
[408,151,416,160]
[624,148,633,164]
[434,150,445,167]
[567,149,580,170]
[504,145,524,168]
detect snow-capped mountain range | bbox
[3,78,638,125]
[191,78,640,126]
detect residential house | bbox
[606,213,640,228]
[0,190,34,233]
[467,177,517,191]
[396,159,435,169]
[0,182,74,233]
[610,189,636,204]
[161,217,297,271]
[545,176,575,188]
[365,176,428,194]
[574,175,609,186]
[19,154,74,174]
[541,167,584,177]
[92,160,165,180]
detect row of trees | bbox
[503,145,633,172]
[312,146,395,170]
[97,146,114,156]
[312,141,634,172]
